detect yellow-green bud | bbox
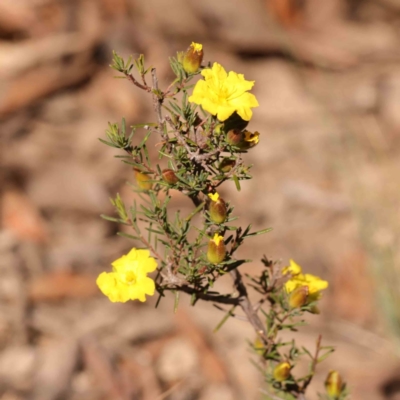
[214,124,224,135]
[310,305,320,314]
[289,285,309,308]
[226,128,243,146]
[162,169,179,185]
[134,170,152,191]
[208,193,227,224]
[207,234,226,264]
[226,129,260,150]
[219,158,236,173]
[273,362,291,382]
[254,336,264,356]
[325,371,343,399]
[182,42,203,74]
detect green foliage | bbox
[101,50,349,400]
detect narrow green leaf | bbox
[145,227,164,235]
[233,175,241,191]
[98,138,119,148]
[317,349,334,363]
[117,232,141,241]
[100,214,121,223]
[213,306,236,333]
[301,346,313,359]
[130,122,158,129]
[244,227,273,238]
[121,117,126,135]
[174,291,180,313]
[185,202,205,221]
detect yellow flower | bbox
[243,130,260,146]
[282,259,302,276]
[191,42,203,53]
[208,193,220,202]
[283,259,328,303]
[226,129,260,150]
[189,62,259,121]
[97,248,157,303]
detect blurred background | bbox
[1,0,400,399]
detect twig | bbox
[259,388,286,400]
[162,285,240,305]
[151,68,167,141]
[301,335,322,393]
[134,228,163,261]
[126,73,150,92]
[230,268,268,343]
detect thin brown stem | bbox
[301,335,322,393]
[230,268,268,343]
[126,73,150,92]
[132,226,163,261]
[151,68,167,142]
[162,285,240,305]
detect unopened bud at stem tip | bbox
[134,169,153,191]
[162,169,179,185]
[325,370,343,399]
[207,234,226,264]
[182,42,203,74]
[273,362,291,382]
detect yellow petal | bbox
[208,193,220,202]
[142,257,157,273]
[216,107,235,121]
[134,248,150,261]
[140,276,156,295]
[226,71,254,93]
[188,80,209,104]
[283,259,303,276]
[304,274,329,294]
[97,272,129,303]
[111,255,129,272]
[230,92,258,108]
[284,278,302,293]
[237,107,253,121]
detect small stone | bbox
[0,346,36,389]
[199,384,235,400]
[156,338,199,382]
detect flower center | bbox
[125,270,136,284]
[116,262,139,285]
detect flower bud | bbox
[207,234,226,264]
[219,158,236,173]
[254,336,264,356]
[289,285,309,308]
[226,128,243,147]
[162,169,179,185]
[214,124,224,135]
[182,42,203,74]
[273,362,291,382]
[310,305,320,314]
[134,169,152,191]
[325,370,343,399]
[208,193,227,224]
[226,129,260,150]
